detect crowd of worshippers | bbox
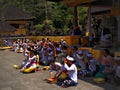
[11,38,115,88]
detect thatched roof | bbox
[0,21,16,32]
[0,5,35,21]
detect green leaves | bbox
[0,0,87,35]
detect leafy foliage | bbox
[0,0,87,35]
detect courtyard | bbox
[0,49,119,90]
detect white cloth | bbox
[21,55,36,70]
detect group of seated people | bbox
[12,38,115,88]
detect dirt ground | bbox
[0,49,119,90]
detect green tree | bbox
[78,7,87,25]
[0,0,87,35]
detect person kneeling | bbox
[45,60,63,83]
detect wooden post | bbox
[73,6,78,27]
[87,4,93,46]
[72,6,81,36]
[116,16,120,43]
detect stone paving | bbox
[0,50,119,90]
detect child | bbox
[45,60,63,83]
[20,50,37,73]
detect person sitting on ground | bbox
[95,49,115,80]
[61,46,67,56]
[75,50,86,67]
[83,53,100,77]
[57,56,78,88]
[75,50,86,73]
[17,45,24,53]
[46,47,55,65]
[20,50,37,73]
[13,47,31,69]
[69,46,79,63]
[39,46,48,66]
[55,48,63,64]
[60,46,68,64]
